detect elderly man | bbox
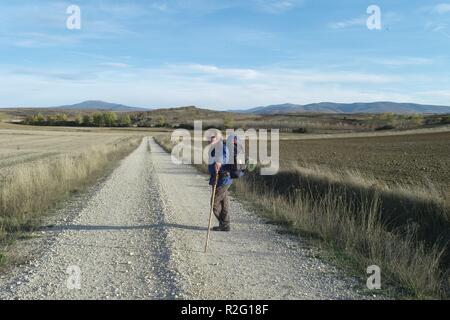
[207,129,232,232]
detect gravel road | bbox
[0,137,370,300]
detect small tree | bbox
[56,113,68,122]
[223,114,235,129]
[103,112,117,127]
[410,113,424,125]
[36,113,45,125]
[24,115,36,125]
[378,112,397,126]
[82,114,92,126]
[93,112,104,127]
[157,115,166,127]
[46,115,57,126]
[441,115,450,124]
[75,113,83,126]
[119,113,132,127]
[56,113,68,124]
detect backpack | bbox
[225,135,247,179]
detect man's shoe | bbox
[212,226,230,232]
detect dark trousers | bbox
[212,185,230,228]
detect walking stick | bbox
[204,173,219,253]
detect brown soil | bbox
[280,131,450,192]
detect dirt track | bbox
[0,137,370,300]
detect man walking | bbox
[207,130,232,232]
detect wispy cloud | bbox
[417,90,450,101]
[367,57,434,67]
[425,21,450,38]
[426,21,447,32]
[100,62,130,68]
[422,3,450,38]
[159,63,401,84]
[176,64,263,80]
[0,62,421,108]
[5,67,98,82]
[432,3,450,14]
[328,17,366,29]
[134,0,303,16]
[252,0,303,14]
[328,11,401,30]
[9,32,81,48]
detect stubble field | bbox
[0,124,151,264]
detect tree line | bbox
[24,112,132,127]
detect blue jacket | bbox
[208,141,233,187]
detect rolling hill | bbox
[239,102,450,114]
[53,100,148,112]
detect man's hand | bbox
[215,162,222,173]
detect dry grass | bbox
[154,133,450,299]
[0,126,156,175]
[0,127,143,262]
[236,168,449,298]
[281,164,448,205]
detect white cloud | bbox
[367,57,434,67]
[252,0,303,14]
[178,64,263,80]
[430,23,447,32]
[417,90,450,99]
[148,0,303,16]
[164,64,399,84]
[1,62,430,109]
[5,67,98,82]
[425,21,450,38]
[10,32,81,48]
[329,11,401,30]
[328,17,366,29]
[100,62,130,68]
[433,3,450,14]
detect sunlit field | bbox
[0,125,151,264]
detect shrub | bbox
[75,113,83,126]
[157,116,166,127]
[293,127,308,134]
[375,125,396,131]
[441,115,450,125]
[82,114,92,126]
[93,112,105,127]
[36,113,45,125]
[119,113,132,127]
[102,112,117,127]
[173,123,194,130]
[223,115,235,129]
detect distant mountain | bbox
[239,102,450,114]
[54,100,148,112]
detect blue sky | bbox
[0,0,449,109]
